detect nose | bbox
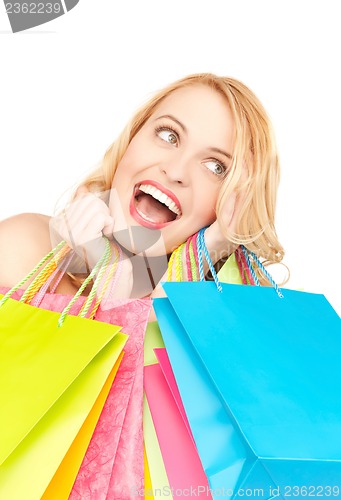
[159,153,191,186]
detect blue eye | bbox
[204,160,227,176]
[156,127,179,145]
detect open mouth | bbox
[131,182,182,228]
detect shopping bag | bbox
[0,240,128,499]
[144,394,173,500]
[154,348,194,443]
[144,446,155,500]
[70,298,151,500]
[144,349,212,498]
[41,350,124,499]
[0,293,127,499]
[154,281,341,499]
[143,321,173,500]
[0,293,151,500]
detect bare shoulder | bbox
[0,213,52,288]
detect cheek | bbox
[114,160,132,185]
[119,134,150,170]
[191,188,219,225]
[192,209,216,234]
[112,157,138,197]
[176,204,217,244]
[112,140,142,184]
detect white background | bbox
[0,0,340,314]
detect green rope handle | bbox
[77,239,113,319]
[189,239,198,281]
[0,238,113,328]
[20,244,70,304]
[57,238,111,327]
[0,240,66,307]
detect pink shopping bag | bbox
[144,348,212,498]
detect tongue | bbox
[136,193,176,223]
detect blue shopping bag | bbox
[154,282,341,499]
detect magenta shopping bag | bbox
[144,348,212,498]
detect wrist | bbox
[203,225,234,265]
[81,237,117,271]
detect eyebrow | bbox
[155,114,187,133]
[209,147,232,160]
[154,114,232,160]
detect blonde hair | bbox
[78,73,284,265]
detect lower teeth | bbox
[136,206,156,223]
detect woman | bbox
[0,73,284,304]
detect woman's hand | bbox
[50,186,114,248]
[49,185,117,269]
[49,186,135,300]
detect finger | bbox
[75,185,91,198]
[103,216,114,239]
[82,212,113,241]
[66,197,108,233]
[222,191,237,228]
[53,201,107,247]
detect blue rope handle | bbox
[241,245,284,298]
[196,230,283,298]
[197,230,205,281]
[197,228,223,292]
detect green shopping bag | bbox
[0,240,128,499]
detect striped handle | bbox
[0,238,117,327]
[197,228,222,292]
[239,245,284,298]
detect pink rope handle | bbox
[235,247,248,285]
[30,252,74,307]
[185,236,193,281]
[50,252,75,293]
[191,232,200,270]
[235,246,256,286]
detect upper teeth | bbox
[139,184,181,216]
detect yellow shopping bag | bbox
[42,351,124,500]
[0,239,128,499]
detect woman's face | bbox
[110,84,235,255]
